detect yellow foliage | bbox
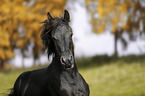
[0,48,14,60]
[0,0,67,63]
[112,24,117,33]
[86,0,91,5]
[97,5,103,19]
[97,26,105,34]
[12,33,19,41]
[0,48,5,60]
[51,9,63,16]
[86,0,134,34]
[0,32,10,47]
[17,39,25,48]
[5,49,15,59]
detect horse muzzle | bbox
[60,55,74,70]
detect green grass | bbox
[79,62,145,96]
[0,55,145,96]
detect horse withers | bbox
[8,10,90,96]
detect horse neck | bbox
[48,55,61,71]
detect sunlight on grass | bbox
[79,62,145,96]
[0,60,145,96]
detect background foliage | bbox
[0,0,66,69]
[86,0,145,56]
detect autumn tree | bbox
[0,0,26,69]
[0,0,67,69]
[85,0,141,57]
[125,0,145,41]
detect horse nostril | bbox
[60,56,65,65]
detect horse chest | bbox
[60,73,87,96]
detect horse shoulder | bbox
[13,68,49,96]
[12,71,31,96]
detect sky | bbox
[11,0,145,67]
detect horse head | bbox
[41,10,74,70]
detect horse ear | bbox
[64,10,70,22]
[47,12,53,21]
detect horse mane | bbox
[40,16,69,58]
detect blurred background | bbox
[0,0,145,96]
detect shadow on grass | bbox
[134,92,145,96]
[76,54,145,69]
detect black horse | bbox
[8,10,90,96]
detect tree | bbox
[125,0,145,41]
[85,0,136,57]
[0,0,26,69]
[0,0,67,69]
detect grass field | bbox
[0,55,145,96]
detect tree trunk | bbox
[22,50,25,68]
[0,60,4,70]
[33,58,36,67]
[114,32,118,57]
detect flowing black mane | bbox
[41,16,70,58]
